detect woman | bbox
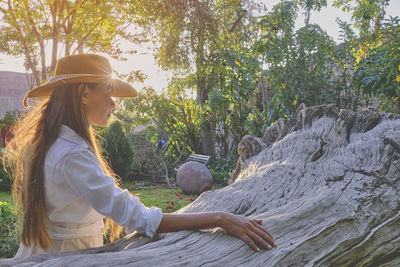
[4,54,276,258]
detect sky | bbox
[0,0,399,92]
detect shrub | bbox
[126,127,172,184]
[100,121,134,179]
[0,149,12,192]
[0,202,20,258]
[209,155,238,187]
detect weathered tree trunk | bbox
[3,104,400,266]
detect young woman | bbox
[4,54,276,258]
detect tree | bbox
[333,0,390,37]
[208,47,264,153]
[123,85,203,161]
[332,18,357,109]
[0,0,139,87]
[353,17,400,111]
[125,0,261,156]
[256,1,337,122]
[297,0,327,26]
[334,0,399,111]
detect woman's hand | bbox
[218,212,277,252]
[157,211,277,252]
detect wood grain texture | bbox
[3,104,400,266]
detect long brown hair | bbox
[3,83,122,249]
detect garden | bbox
[1,0,400,261]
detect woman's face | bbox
[82,83,115,127]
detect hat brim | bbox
[23,75,137,107]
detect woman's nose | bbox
[111,98,116,108]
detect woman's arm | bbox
[157,212,277,252]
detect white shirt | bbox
[16,124,163,257]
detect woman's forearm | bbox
[156,211,277,252]
[157,212,223,233]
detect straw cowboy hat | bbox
[23,54,137,107]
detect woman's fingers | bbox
[251,220,276,247]
[221,213,277,251]
[241,234,260,252]
[248,231,272,250]
[250,223,276,247]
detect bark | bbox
[305,7,311,26]
[193,0,215,157]
[50,35,59,72]
[50,0,64,72]
[230,9,247,33]
[3,104,400,266]
[62,0,79,56]
[24,1,46,81]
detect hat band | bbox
[47,74,111,83]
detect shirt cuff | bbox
[145,207,163,238]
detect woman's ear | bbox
[81,84,90,105]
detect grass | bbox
[0,184,199,213]
[124,183,199,213]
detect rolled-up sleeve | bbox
[61,149,163,238]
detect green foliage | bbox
[0,111,14,190]
[0,0,398,172]
[0,149,12,192]
[353,17,400,111]
[0,202,19,258]
[121,0,399,164]
[0,0,139,86]
[208,47,264,144]
[292,24,336,104]
[123,85,204,160]
[0,201,14,236]
[211,49,259,106]
[209,155,238,186]
[0,111,15,129]
[297,0,327,25]
[331,18,358,109]
[129,0,259,74]
[244,112,264,137]
[257,2,339,125]
[100,121,134,179]
[0,192,12,205]
[297,0,327,11]
[126,127,171,184]
[333,0,390,36]
[127,0,261,156]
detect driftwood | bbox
[3,104,400,266]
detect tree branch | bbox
[72,15,106,54]
[230,9,247,33]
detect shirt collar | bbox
[59,124,90,149]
